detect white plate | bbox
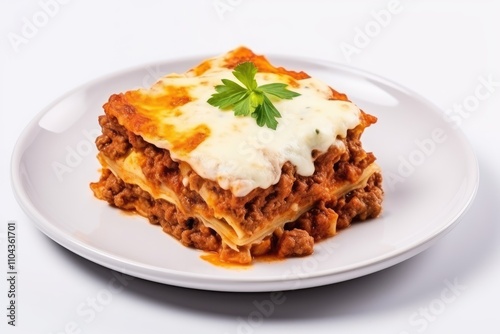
[11,55,479,292]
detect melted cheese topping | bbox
[122,57,361,197]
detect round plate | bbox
[11,55,479,292]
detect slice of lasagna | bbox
[90,46,383,264]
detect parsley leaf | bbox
[232,62,258,90]
[254,95,281,129]
[258,83,301,99]
[207,62,301,130]
[206,79,247,109]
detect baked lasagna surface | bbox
[90,47,383,264]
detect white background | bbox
[1,0,499,333]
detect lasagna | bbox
[90,46,383,264]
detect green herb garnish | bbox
[207,62,301,130]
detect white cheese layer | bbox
[139,68,361,197]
